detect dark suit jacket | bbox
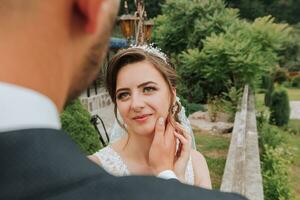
[0,129,247,200]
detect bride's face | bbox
[115,60,175,136]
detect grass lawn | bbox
[256,87,300,103]
[287,88,300,101]
[194,130,230,189]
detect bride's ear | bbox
[171,87,177,104]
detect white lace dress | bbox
[93,146,195,185]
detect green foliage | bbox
[154,0,291,104]
[263,75,274,107]
[258,122,293,200]
[153,0,239,55]
[177,77,205,103]
[226,0,300,24]
[291,76,300,88]
[259,123,286,154]
[220,87,242,121]
[177,15,290,102]
[61,100,101,154]
[179,95,204,117]
[262,145,293,200]
[256,105,270,130]
[269,86,290,126]
[207,96,222,122]
[279,24,300,72]
[199,16,290,87]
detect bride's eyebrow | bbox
[116,88,129,94]
[137,81,158,88]
[116,81,158,94]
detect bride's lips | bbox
[132,114,152,123]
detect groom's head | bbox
[0,0,120,110]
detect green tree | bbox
[226,0,300,24]
[153,0,239,55]
[279,23,300,72]
[61,100,101,154]
[178,16,291,102]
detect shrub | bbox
[258,123,286,154]
[263,75,274,107]
[258,122,293,200]
[207,96,222,122]
[261,145,292,200]
[256,105,270,130]
[220,87,242,121]
[61,99,101,154]
[291,76,300,88]
[178,96,205,117]
[269,86,290,126]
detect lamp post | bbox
[119,0,154,45]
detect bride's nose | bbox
[130,92,145,112]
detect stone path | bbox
[290,101,300,119]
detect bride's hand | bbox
[172,122,192,183]
[149,117,176,175]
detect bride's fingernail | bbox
[158,117,164,125]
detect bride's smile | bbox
[132,114,152,123]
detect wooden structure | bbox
[221,85,264,200]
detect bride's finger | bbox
[175,124,191,142]
[174,132,188,145]
[174,131,191,154]
[174,132,190,160]
[174,123,191,139]
[174,122,186,133]
[174,124,190,141]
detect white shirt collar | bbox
[0,82,61,132]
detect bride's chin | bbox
[132,127,155,136]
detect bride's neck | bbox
[122,132,154,165]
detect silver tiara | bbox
[129,44,168,63]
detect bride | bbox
[89,45,211,188]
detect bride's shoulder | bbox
[89,144,130,176]
[88,146,114,166]
[190,149,212,189]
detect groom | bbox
[0,0,247,199]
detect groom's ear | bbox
[75,0,106,33]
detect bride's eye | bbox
[143,86,156,94]
[117,92,130,100]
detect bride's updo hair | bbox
[106,46,182,126]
